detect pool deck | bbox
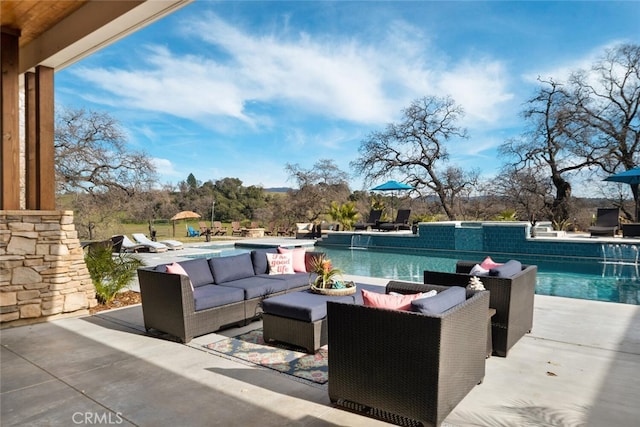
[2,240,640,426]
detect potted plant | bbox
[308,255,356,295]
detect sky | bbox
[54,1,640,194]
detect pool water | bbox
[319,247,640,305]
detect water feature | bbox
[349,234,372,249]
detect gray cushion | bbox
[193,284,244,311]
[262,290,360,322]
[255,272,311,290]
[411,286,466,314]
[251,248,278,275]
[175,258,214,288]
[489,260,522,278]
[209,253,255,284]
[219,276,290,299]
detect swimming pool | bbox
[319,247,640,305]
[187,245,640,305]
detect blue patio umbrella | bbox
[370,180,415,220]
[604,167,640,221]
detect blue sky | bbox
[55,1,640,194]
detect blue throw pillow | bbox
[209,253,256,284]
[176,258,214,287]
[411,286,466,314]
[251,248,278,275]
[489,260,522,278]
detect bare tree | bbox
[55,107,157,195]
[285,159,350,222]
[499,79,590,225]
[570,43,640,219]
[55,107,158,238]
[351,96,476,220]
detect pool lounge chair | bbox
[588,208,620,237]
[120,235,151,253]
[130,233,169,253]
[133,233,182,250]
[377,209,411,231]
[354,209,382,231]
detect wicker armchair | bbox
[328,282,489,427]
[423,261,537,357]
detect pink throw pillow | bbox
[361,289,424,311]
[166,262,194,291]
[277,247,307,272]
[480,256,502,270]
[266,252,295,275]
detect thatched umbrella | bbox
[170,211,201,237]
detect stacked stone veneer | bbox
[0,210,97,327]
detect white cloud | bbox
[69,11,515,133]
[438,59,514,126]
[152,158,180,177]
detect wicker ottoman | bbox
[262,286,377,353]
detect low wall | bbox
[0,210,97,327]
[318,221,639,264]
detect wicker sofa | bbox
[137,249,321,343]
[423,260,537,357]
[328,282,489,427]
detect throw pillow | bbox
[266,252,295,275]
[489,259,522,278]
[296,223,312,232]
[362,289,424,311]
[166,262,194,291]
[480,256,503,270]
[277,247,307,272]
[469,263,490,276]
[411,286,466,314]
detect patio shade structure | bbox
[370,180,415,220]
[604,167,640,222]
[170,211,201,237]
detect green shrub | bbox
[84,244,144,304]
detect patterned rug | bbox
[203,329,328,385]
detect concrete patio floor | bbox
[2,241,640,426]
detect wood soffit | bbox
[1,1,90,48]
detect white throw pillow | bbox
[266,252,295,275]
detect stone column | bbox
[1,210,97,327]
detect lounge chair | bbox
[120,235,151,253]
[133,233,182,250]
[377,209,411,231]
[588,208,620,237]
[211,221,227,235]
[354,209,382,231]
[328,282,489,426]
[198,221,209,235]
[130,233,169,253]
[231,221,243,236]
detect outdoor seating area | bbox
[2,239,640,427]
[137,248,322,342]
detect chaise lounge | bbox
[354,209,382,231]
[377,209,411,231]
[588,207,620,237]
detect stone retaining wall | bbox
[0,210,97,327]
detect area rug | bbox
[203,329,328,385]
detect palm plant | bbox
[84,244,144,304]
[328,201,359,230]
